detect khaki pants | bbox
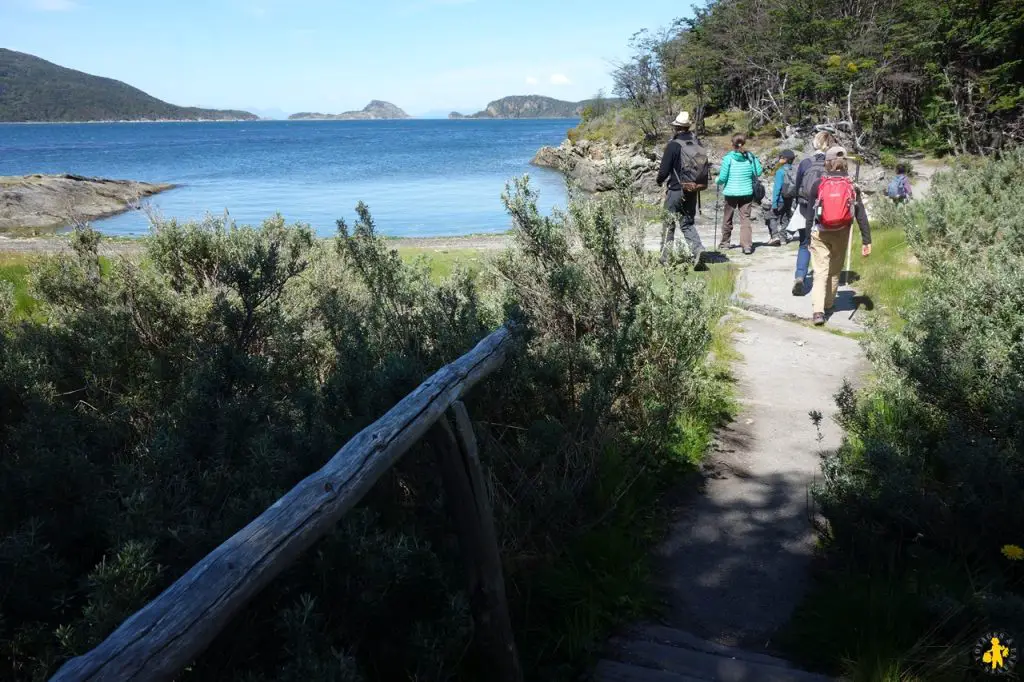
[810,226,850,313]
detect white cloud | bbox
[28,0,77,10]
[525,76,539,86]
[549,73,571,86]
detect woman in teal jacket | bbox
[716,134,763,254]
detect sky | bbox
[0,0,693,117]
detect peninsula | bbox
[288,101,411,120]
[0,49,257,123]
[449,95,619,119]
[0,175,175,232]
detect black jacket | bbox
[657,131,703,191]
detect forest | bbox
[606,0,1023,154]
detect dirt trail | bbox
[595,207,867,682]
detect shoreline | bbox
[0,231,512,255]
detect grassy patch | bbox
[396,247,488,282]
[0,253,38,319]
[850,226,922,327]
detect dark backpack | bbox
[780,164,798,199]
[672,139,711,187]
[799,155,826,202]
[886,175,907,199]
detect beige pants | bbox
[810,226,850,313]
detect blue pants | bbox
[795,202,813,281]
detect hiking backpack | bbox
[780,164,799,199]
[817,176,856,230]
[672,139,711,187]
[798,155,826,202]
[886,175,906,199]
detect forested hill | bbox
[0,49,257,122]
[611,0,1022,154]
[450,95,619,119]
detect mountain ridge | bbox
[0,49,257,122]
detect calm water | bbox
[0,119,574,237]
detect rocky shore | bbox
[0,174,175,232]
[532,133,899,199]
[531,139,663,196]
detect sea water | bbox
[0,119,573,237]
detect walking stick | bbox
[713,181,720,252]
[842,157,862,284]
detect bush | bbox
[702,109,750,136]
[0,184,725,681]
[799,153,1024,677]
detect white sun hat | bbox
[671,111,692,128]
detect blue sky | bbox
[0,0,692,117]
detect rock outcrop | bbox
[531,139,663,196]
[0,174,175,231]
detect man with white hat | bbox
[656,111,710,269]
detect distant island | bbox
[0,49,257,123]
[449,95,620,119]
[289,101,410,120]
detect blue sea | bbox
[0,119,574,237]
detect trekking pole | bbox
[713,180,720,252]
[843,157,862,283]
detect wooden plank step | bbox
[629,624,797,670]
[611,639,835,682]
[593,659,712,682]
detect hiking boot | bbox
[792,278,804,296]
[768,237,782,246]
[693,251,709,271]
[812,312,826,326]
[742,248,753,255]
[718,242,731,250]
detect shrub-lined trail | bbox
[595,213,867,681]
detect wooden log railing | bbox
[52,325,520,682]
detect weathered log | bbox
[52,325,515,682]
[430,402,522,682]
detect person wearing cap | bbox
[791,130,837,296]
[809,145,872,325]
[769,149,797,245]
[656,111,708,269]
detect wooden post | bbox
[430,401,523,682]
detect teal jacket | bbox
[716,150,764,198]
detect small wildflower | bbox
[1001,544,1024,561]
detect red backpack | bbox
[817,176,856,229]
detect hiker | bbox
[809,146,872,326]
[791,130,837,296]
[716,134,763,255]
[770,149,798,244]
[886,164,913,203]
[656,111,711,269]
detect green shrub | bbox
[798,152,1024,678]
[879,150,898,169]
[702,109,750,136]
[0,183,726,681]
